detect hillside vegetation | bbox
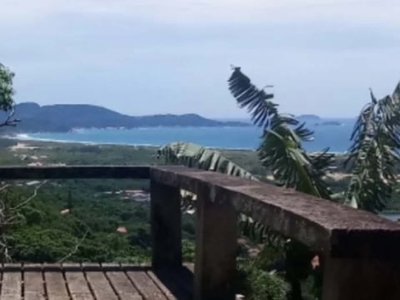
[0,139,399,263]
[0,140,199,263]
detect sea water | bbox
[15,118,356,152]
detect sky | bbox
[0,0,399,118]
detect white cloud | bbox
[1,0,399,118]
[1,0,400,28]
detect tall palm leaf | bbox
[229,67,331,300]
[228,67,333,199]
[345,84,400,211]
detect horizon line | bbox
[14,101,357,120]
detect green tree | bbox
[0,63,19,127]
[0,63,18,262]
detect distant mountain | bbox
[0,102,249,133]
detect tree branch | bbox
[57,230,89,263]
[11,181,47,211]
[0,108,20,128]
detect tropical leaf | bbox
[345,86,400,212]
[228,67,275,128]
[158,142,257,179]
[392,81,400,103]
[228,67,333,199]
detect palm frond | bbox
[229,67,333,199]
[392,81,400,103]
[345,88,400,212]
[158,142,257,179]
[228,67,275,128]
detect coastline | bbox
[1,132,347,155]
[2,132,259,152]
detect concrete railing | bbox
[1,165,400,300]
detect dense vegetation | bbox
[0,139,271,264]
[0,140,198,263]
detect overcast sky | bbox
[0,0,399,118]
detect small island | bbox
[295,115,342,126]
[296,114,321,121]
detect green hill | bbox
[1,102,249,132]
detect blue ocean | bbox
[16,118,356,152]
